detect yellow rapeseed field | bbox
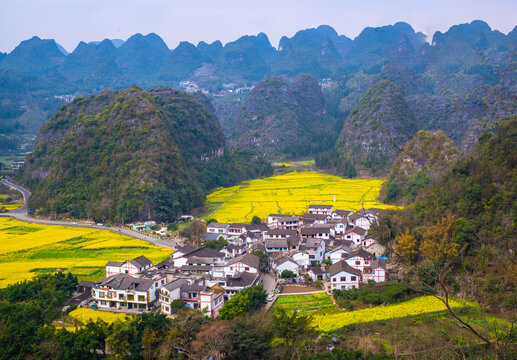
[0,217,171,287]
[207,171,398,223]
[69,308,131,324]
[312,296,473,332]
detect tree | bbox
[322,259,332,266]
[206,218,217,225]
[251,216,261,224]
[180,220,206,246]
[192,321,233,360]
[202,237,228,251]
[170,299,185,313]
[420,215,463,265]
[271,308,318,358]
[167,223,178,231]
[156,309,209,360]
[394,228,418,263]
[280,269,296,278]
[218,285,267,320]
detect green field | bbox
[275,292,340,316]
[275,294,475,333]
[206,171,398,223]
[0,217,171,287]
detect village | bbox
[79,204,389,319]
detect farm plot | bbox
[275,292,340,316]
[206,171,398,223]
[69,308,131,324]
[0,217,171,287]
[312,296,474,332]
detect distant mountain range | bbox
[0,20,515,170]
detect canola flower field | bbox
[206,171,398,223]
[312,296,473,332]
[69,308,130,325]
[0,217,171,287]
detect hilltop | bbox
[21,87,272,222]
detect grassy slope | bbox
[206,171,398,223]
[0,217,171,287]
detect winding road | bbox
[0,179,177,249]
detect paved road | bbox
[0,179,177,249]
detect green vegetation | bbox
[332,282,418,311]
[21,87,272,222]
[380,130,460,204]
[202,237,228,251]
[318,80,417,177]
[275,293,338,316]
[381,118,517,310]
[218,285,267,320]
[280,269,296,278]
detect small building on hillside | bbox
[106,256,153,277]
[329,261,362,290]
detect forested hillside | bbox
[20,87,272,222]
[1,20,515,162]
[220,74,337,159]
[377,118,517,309]
[380,130,460,204]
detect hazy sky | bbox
[1,0,516,53]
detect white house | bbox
[301,227,330,240]
[349,213,375,231]
[228,223,248,238]
[362,259,387,283]
[328,245,353,264]
[105,256,153,277]
[223,253,260,277]
[344,226,367,246]
[329,261,362,290]
[344,249,374,272]
[291,250,310,269]
[266,229,298,239]
[160,278,190,314]
[332,209,352,220]
[308,204,333,215]
[307,265,329,281]
[265,239,289,254]
[206,223,230,237]
[271,254,299,276]
[92,273,166,311]
[362,237,376,248]
[199,285,226,318]
[300,238,326,263]
[327,219,348,236]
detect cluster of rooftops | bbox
[82,205,389,317]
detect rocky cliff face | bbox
[225,74,332,158]
[334,80,417,177]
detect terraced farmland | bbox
[0,217,171,287]
[206,171,398,223]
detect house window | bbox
[127,294,134,301]
[138,295,145,302]
[192,293,197,298]
[230,267,233,270]
[99,292,105,298]
[355,261,361,265]
[100,301,106,305]
[340,276,346,282]
[125,270,128,274]
[245,267,250,271]
[309,255,315,259]
[119,294,125,300]
[332,277,336,282]
[351,276,357,281]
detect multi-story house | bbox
[92,273,166,311]
[308,204,333,215]
[105,255,153,277]
[344,248,374,272]
[223,253,260,277]
[329,261,362,290]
